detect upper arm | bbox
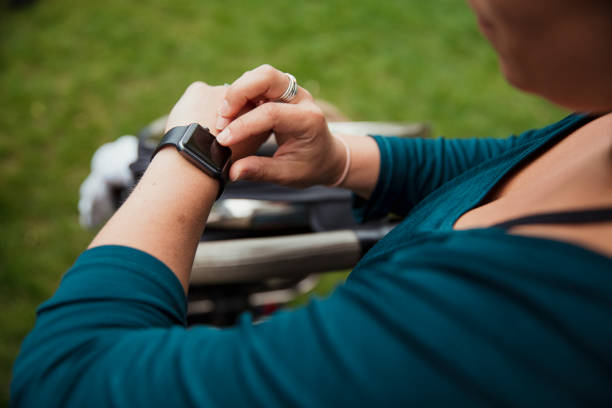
[11,246,490,407]
[13,236,606,407]
[12,274,486,408]
[17,235,555,408]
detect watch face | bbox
[182,125,231,170]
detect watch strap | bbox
[151,125,190,159]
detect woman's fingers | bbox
[217,102,309,146]
[216,64,312,130]
[230,156,290,184]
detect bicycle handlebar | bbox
[191,230,362,285]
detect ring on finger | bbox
[276,73,298,103]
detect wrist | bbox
[329,133,380,199]
[326,135,351,188]
[148,146,220,202]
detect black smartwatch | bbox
[151,123,232,199]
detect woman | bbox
[11,0,612,406]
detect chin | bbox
[498,60,533,93]
[545,97,612,115]
[499,60,612,113]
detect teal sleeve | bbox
[353,114,589,223]
[11,237,612,407]
[11,245,483,407]
[353,135,522,222]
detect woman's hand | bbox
[165,79,272,162]
[214,64,347,188]
[165,81,228,133]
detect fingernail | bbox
[216,116,230,130]
[234,168,250,181]
[217,128,231,144]
[219,100,231,116]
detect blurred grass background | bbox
[0,0,564,403]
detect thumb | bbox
[230,156,295,185]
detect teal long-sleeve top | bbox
[11,114,612,407]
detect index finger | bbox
[217,64,312,129]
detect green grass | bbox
[0,0,564,403]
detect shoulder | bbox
[336,228,612,405]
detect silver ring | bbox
[276,73,298,103]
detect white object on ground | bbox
[78,135,138,229]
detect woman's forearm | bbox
[88,146,218,292]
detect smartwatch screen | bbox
[183,125,231,169]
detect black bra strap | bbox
[492,208,612,230]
